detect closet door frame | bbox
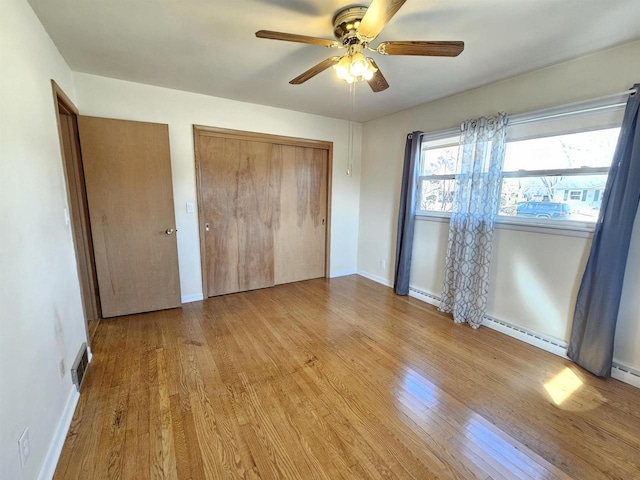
[193,125,333,295]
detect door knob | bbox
[165,227,176,235]
[205,223,210,232]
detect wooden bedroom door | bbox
[195,127,330,298]
[77,116,181,317]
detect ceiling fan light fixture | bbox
[257,1,463,93]
[334,53,378,83]
[363,68,374,81]
[334,55,351,79]
[349,52,367,77]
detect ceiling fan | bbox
[255,0,464,92]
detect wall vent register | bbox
[71,342,89,392]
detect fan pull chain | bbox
[347,82,356,176]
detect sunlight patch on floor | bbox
[544,367,583,405]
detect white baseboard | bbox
[408,287,441,307]
[329,269,357,278]
[181,293,204,304]
[398,284,637,390]
[410,286,572,358]
[611,364,640,388]
[37,386,80,480]
[482,316,569,358]
[356,269,392,287]
[38,343,95,479]
[410,286,570,357]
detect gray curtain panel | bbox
[394,131,423,295]
[568,86,640,377]
[439,113,508,328]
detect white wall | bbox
[0,1,88,479]
[358,41,640,372]
[72,73,362,300]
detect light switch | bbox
[186,202,195,214]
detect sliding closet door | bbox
[195,127,330,298]
[198,136,275,296]
[272,145,327,284]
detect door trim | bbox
[52,80,78,115]
[51,80,100,344]
[193,126,333,297]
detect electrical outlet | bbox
[18,428,30,468]
[380,259,386,270]
[59,359,66,378]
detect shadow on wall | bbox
[499,235,590,341]
[409,220,450,294]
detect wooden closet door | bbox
[272,145,327,284]
[78,116,181,317]
[198,136,275,296]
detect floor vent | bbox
[71,342,89,392]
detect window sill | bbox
[415,211,452,222]
[415,213,595,238]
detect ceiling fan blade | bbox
[367,59,389,92]
[378,41,464,56]
[256,30,340,48]
[357,0,407,41]
[290,57,341,85]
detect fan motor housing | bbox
[332,6,368,43]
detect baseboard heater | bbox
[407,286,639,388]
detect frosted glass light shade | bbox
[334,55,351,80]
[350,53,367,77]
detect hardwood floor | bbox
[54,275,640,479]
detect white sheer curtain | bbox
[439,113,508,328]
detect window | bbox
[417,133,460,214]
[498,127,619,223]
[417,98,624,229]
[568,191,583,200]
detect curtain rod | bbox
[583,87,637,103]
[508,87,637,127]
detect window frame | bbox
[415,98,625,234]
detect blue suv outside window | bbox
[515,202,570,219]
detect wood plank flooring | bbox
[54,275,640,479]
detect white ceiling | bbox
[28,0,640,122]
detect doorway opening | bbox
[52,80,101,342]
